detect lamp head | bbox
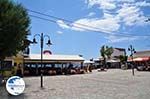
[128,48,130,51]
[46,39,52,45]
[33,38,37,44]
[145,18,150,22]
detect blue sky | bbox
[14,0,150,59]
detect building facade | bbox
[111,48,126,58]
[132,50,150,71]
[133,50,150,58]
[108,48,126,68]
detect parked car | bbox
[136,65,146,71]
[136,65,150,71]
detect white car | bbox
[136,65,146,71]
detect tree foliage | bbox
[119,55,128,63]
[0,0,30,60]
[100,45,113,59]
[100,45,105,58]
[100,45,114,68]
[105,46,113,59]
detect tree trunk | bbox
[103,57,106,69]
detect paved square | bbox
[0,69,150,99]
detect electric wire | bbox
[27,9,150,37]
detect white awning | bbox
[107,59,120,63]
[84,60,94,64]
[25,54,84,61]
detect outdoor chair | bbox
[48,70,56,75]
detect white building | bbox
[107,48,126,68]
[111,48,126,58]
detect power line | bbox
[29,14,115,36]
[27,9,133,37]
[28,9,150,37]
[29,14,57,23]
[29,14,135,37]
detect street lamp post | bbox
[32,33,52,88]
[145,18,150,22]
[128,45,136,76]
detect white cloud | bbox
[117,6,139,18]
[103,13,114,18]
[86,0,150,10]
[116,4,148,26]
[135,1,150,7]
[106,35,138,43]
[117,0,134,3]
[57,0,149,32]
[100,1,116,10]
[57,18,120,33]
[57,31,63,34]
[106,35,150,43]
[87,12,96,17]
[57,20,70,29]
[87,0,116,10]
[56,0,149,43]
[86,0,136,10]
[117,6,140,26]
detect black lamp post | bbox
[128,45,136,76]
[32,33,52,88]
[145,18,150,22]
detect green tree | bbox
[100,45,113,68]
[0,0,30,61]
[0,0,30,76]
[100,45,106,69]
[100,45,106,60]
[105,46,113,59]
[119,55,128,69]
[119,55,128,64]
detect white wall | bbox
[111,48,125,57]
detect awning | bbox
[128,57,150,62]
[84,60,94,64]
[24,54,85,62]
[107,59,120,63]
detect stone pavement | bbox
[0,69,150,99]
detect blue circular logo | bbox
[6,76,25,95]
